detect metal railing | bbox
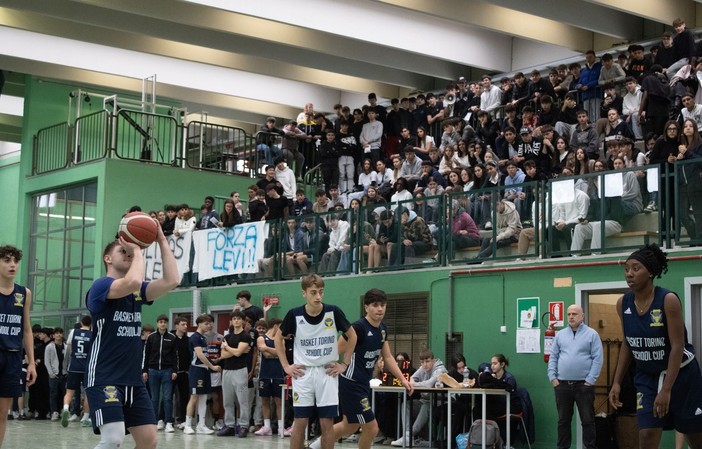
[33,122,71,174]
[185,121,256,175]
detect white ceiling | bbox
[0,0,698,131]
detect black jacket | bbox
[143,330,178,373]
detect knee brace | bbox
[94,421,125,448]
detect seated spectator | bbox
[598,109,634,143]
[446,354,479,437]
[389,155,404,190]
[516,191,556,257]
[397,207,433,260]
[476,199,522,259]
[312,189,332,214]
[612,157,643,217]
[444,169,464,193]
[551,136,575,175]
[281,217,308,276]
[363,185,386,208]
[412,126,435,160]
[450,204,481,253]
[474,354,522,443]
[300,215,328,270]
[537,95,558,127]
[390,350,447,447]
[427,146,442,169]
[415,161,446,192]
[413,192,435,231]
[503,161,526,215]
[292,189,313,217]
[257,225,281,278]
[551,169,590,251]
[598,82,624,118]
[256,117,285,166]
[554,93,579,139]
[161,204,177,236]
[219,199,243,228]
[571,170,624,253]
[368,209,399,268]
[681,93,702,129]
[318,214,350,273]
[391,177,414,211]
[327,185,348,210]
[422,178,443,221]
[439,145,458,176]
[349,158,378,201]
[455,139,471,168]
[515,127,549,176]
[439,119,461,152]
[497,126,519,169]
[622,77,643,140]
[475,110,500,150]
[248,189,268,222]
[569,110,599,160]
[375,159,394,198]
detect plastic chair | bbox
[496,412,531,449]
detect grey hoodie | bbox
[411,358,447,388]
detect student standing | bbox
[274,274,357,449]
[0,246,36,447]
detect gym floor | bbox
[3,420,317,449]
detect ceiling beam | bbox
[583,0,695,26]
[486,0,643,41]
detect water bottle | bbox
[462,367,469,383]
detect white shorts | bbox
[210,371,222,388]
[292,365,338,410]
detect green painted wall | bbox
[0,156,20,245]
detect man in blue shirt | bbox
[547,304,603,449]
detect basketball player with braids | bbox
[0,245,36,447]
[85,226,179,449]
[609,244,702,449]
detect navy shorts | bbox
[66,371,85,391]
[339,376,375,424]
[86,384,156,434]
[635,359,702,433]
[0,351,23,398]
[259,378,284,398]
[189,366,212,395]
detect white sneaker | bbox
[213,419,225,431]
[157,419,165,430]
[345,434,359,443]
[309,437,321,449]
[165,423,175,433]
[68,414,80,422]
[484,221,492,230]
[176,422,185,430]
[391,434,409,447]
[183,426,195,435]
[196,424,215,435]
[51,412,60,421]
[254,426,272,436]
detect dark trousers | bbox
[555,381,596,449]
[174,371,190,423]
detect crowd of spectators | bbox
[150,18,702,278]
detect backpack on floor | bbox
[468,419,503,449]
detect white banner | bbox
[192,222,269,281]
[144,233,192,282]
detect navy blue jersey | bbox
[190,331,208,367]
[0,284,26,351]
[85,277,150,387]
[622,286,695,375]
[342,318,386,386]
[259,334,284,379]
[68,328,92,373]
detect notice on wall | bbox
[517,297,539,329]
[516,329,540,353]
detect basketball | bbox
[118,212,159,248]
